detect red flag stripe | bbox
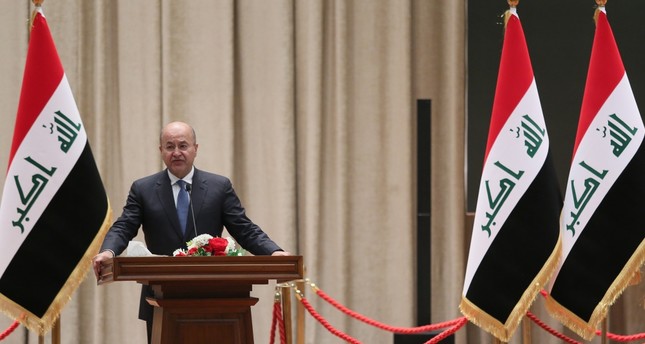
[485,14,534,162]
[10,11,64,165]
[573,11,624,155]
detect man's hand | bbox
[271,250,291,256]
[92,250,114,281]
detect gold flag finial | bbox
[504,0,519,28]
[594,0,607,25]
[30,0,44,30]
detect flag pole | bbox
[500,0,526,344]
[31,1,62,343]
[594,3,609,344]
[507,3,532,344]
[509,3,534,344]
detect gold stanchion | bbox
[52,318,61,344]
[600,317,608,344]
[296,279,306,344]
[37,318,61,344]
[281,284,293,344]
[492,336,506,344]
[522,315,531,343]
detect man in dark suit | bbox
[92,121,289,343]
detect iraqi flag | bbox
[545,7,645,340]
[460,7,562,341]
[0,7,112,334]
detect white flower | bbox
[225,237,236,253]
[187,234,214,249]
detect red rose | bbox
[187,247,198,255]
[209,237,228,256]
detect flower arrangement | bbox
[172,234,244,257]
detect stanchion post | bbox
[281,284,293,344]
[492,337,506,344]
[52,317,61,344]
[37,317,61,344]
[600,316,608,344]
[296,279,305,344]
[522,315,531,344]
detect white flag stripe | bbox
[0,75,86,277]
[560,74,644,261]
[463,80,549,292]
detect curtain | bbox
[0,0,641,343]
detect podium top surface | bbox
[98,255,304,285]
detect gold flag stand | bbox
[522,315,531,343]
[37,318,60,344]
[600,317,608,344]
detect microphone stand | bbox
[186,183,198,238]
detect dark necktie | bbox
[176,180,189,234]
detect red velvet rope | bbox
[595,328,645,342]
[314,286,465,333]
[534,290,645,342]
[298,296,362,344]
[0,320,20,341]
[279,282,644,343]
[277,303,286,344]
[269,301,280,344]
[526,312,582,344]
[270,299,288,344]
[528,310,645,343]
[425,317,468,344]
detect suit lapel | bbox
[188,169,208,237]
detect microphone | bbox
[185,183,198,238]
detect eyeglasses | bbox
[163,143,193,152]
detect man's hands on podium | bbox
[271,250,291,256]
[92,250,114,281]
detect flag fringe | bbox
[0,200,112,335]
[545,238,645,341]
[460,235,562,341]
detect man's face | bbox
[159,123,198,179]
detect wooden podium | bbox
[98,256,303,344]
